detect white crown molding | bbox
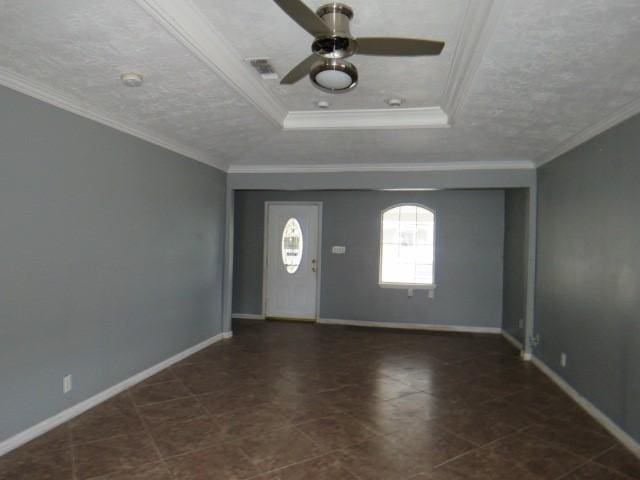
[228,160,534,174]
[0,331,232,457]
[134,0,504,131]
[441,0,506,123]
[535,96,640,166]
[134,0,287,127]
[0,67,223,170]
[284,107,449,130]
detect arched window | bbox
[380,204,435,287]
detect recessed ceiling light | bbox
[120,72,143,87]
[316,100,330,109]
[386,98,404,107]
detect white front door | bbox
[264,203,320,320]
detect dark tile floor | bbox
[2,319,639,479]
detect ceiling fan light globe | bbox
[316,69,351,89]
[310,60,358,93]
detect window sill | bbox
[379,283,437,290]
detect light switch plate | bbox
[332,246,346,254]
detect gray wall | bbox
[536,113,640,443]
[0,85,227,442]
[234,189,505,328]
[502,188,529,344]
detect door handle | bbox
[311,259,317,273]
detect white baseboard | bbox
[317,318,501,334]
[232,313,265,320]
[0,331,232,458]
[501,330,524,351]
[531,355,640,460]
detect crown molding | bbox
[0,67,223,170]
[134,0,287,127]
[441,0,505,124]
[135,0,503,131]
[227,160,534,174]
[535,96,640,166]
[284,107,449,130]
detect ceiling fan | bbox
[273,0,445,94]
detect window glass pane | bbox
[416,225,433,245]
[399,205,417,223]
[415,264,433,284]
[381,244,400,283]
[396,262,415,283]
[416,208,433,224]
[383,208,400,224]
[398,243,415,261]
[380,205,434,285]
[281,218,303,274]
[382,243,399,261]
[398,228,415,247]
[414,244,434,264]
[382,223,399,245]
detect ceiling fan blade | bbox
[272,0,331,37]
[356,37,445,56]
[281,54,320,84]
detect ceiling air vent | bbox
[248,58,279,80]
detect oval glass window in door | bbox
[281,218,304,274]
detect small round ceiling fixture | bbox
[120,72,144,87]
[310,60,357,94]
[316,100,331,109]
[386,98,404,107]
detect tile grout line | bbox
[241,431,331,480]
[429,429,518,471]
[518,418,618,459]
[153,365,243,476]
[551,459,601,480]
[71,435,78,480]
[152,421,298,464]
[131,362,225,479]
[551,443,636,480]
[240,447,364,480]
[5,323,637,479]
[480,430,598,479]
[129,392,178,480]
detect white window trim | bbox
[378,203,437,290]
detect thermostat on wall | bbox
[331,246,346,254]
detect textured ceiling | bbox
[0,0,639,171]
[0,0,274,169]
[193,0,465,111]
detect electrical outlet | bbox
[407,288,414,297]
[519,317,524,329]
[63,374,72,394]
[560,353,567,368]
[428,290,435,299]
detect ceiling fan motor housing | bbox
[312,3,357,59]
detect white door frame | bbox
[262,201,323,321]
